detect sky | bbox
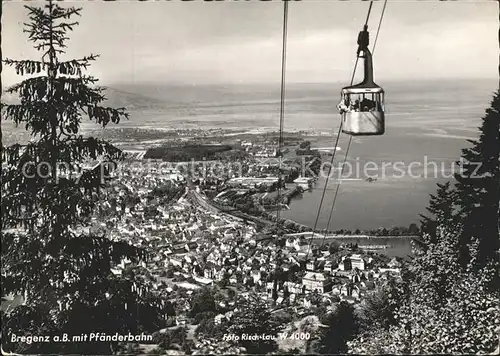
[2,0,498,86]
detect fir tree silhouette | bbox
[454,91,500,271]
[1,1,166,354]
[419,181,458,244]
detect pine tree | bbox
[1,2,166,354]
[226,296,283,354]
[419,181,458,244]
[318,301,359,354]
[454,91,500,270]
[355,277,400,332]
[188,287,217,318]
[348,223,500,355]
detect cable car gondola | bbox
[337,25,385,136]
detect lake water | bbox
[2,78,497,231]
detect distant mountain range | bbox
[99,87,169,111]
[1,87,169,112]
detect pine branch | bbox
[86,105,129,126]
[53,22,79,31]
[2,136,122,166]
[57,55,100,76]
[6,75,101,98]
[50,6,82,21]
[61,136,123,162]
[3,59,46,76]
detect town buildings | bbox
[91,155,402,353]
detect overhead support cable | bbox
[277,0,289,224]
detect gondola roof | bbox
[341,85,384,94]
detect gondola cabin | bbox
[340,86,385,136]
[338,44,385,136]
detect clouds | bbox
[2,1,497,86]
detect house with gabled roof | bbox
[302,272,332,294]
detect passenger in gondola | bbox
[360,98,374,111]
[353,99,360,112]
[337,100,349,114]
[350,99,356,112]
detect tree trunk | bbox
[48,0,58,182]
